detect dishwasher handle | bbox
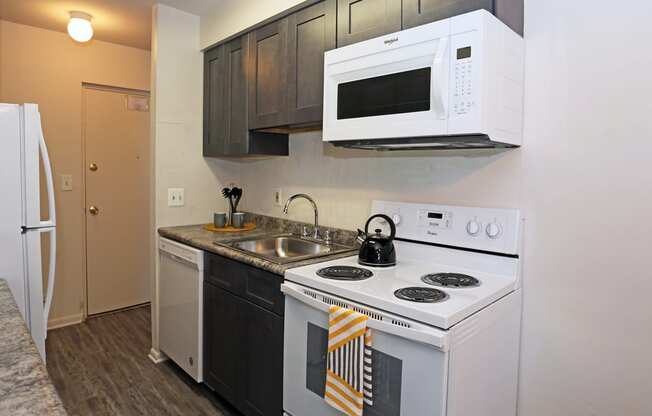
[159,237,205,269]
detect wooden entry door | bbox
[83,85,150,315]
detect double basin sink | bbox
[218,234,355,264]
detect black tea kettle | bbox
[358,214,396,267]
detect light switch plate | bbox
[168,188,185,207]
[61,174,73,191]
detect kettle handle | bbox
[364,214,396,240]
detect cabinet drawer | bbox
[205,252,284,316]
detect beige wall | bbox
[149,4,239,358]
[0,20,150,327]
[201,0,652,414]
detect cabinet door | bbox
[224,36,250,154]
[241,301,284,416]
[403,0,523,35]
[402,0,492,29]
[248,19,289,129]
[337,0,401,47]
[203,282,244,405]
[203,45,227,156]
[287,0,336,125]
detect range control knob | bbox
[391,214,402,225]
[486,222,502,239]
[466,220,481,236]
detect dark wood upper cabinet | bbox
[287,0,337,126]
[403,0,524,35]
[336,0,402,47]
[203,36,289,158]
[203,46,227,156]
[248,19,290,129]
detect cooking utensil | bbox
[231,188,242,212]
[358,214,396,267]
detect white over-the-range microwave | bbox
[323,10,524,150]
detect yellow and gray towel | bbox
[325,305,373,416]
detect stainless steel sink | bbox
[220,234,355,264]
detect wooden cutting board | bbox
[203,223,256,232]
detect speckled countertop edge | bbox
[158,213,359,275]
[0,280,67,415]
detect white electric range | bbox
[282,200,523,416]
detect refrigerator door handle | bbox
[39,127,56,228]
[43,227,56,335]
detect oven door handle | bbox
[282,283,449,351]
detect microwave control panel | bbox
[453,45,474,116]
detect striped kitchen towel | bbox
[325,305,373,416]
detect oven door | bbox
[323,20,451,142]
[282,282,449,416]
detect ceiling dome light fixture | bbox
[67,11,93,43]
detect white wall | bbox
[198,0,652,414]
[150,4,239,357]
[518,1,652,414]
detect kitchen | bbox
[0,1,650,416]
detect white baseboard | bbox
[148,347,168,364]
[48,313,84,330]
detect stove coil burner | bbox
[316,266,373,281]
[394,287,448,303]
[421,273,480,288]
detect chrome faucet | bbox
[283,193,320,239]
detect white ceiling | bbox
[0,0,220,50]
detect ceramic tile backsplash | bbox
[237,131,522,231]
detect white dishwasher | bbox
[159,237,204,382]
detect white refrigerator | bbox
[0,103,56,361]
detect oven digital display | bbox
[427,212,444,220]
[457,46,472,60]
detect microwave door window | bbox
[337,68,431,120]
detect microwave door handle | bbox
[431,37,449,119]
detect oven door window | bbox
[306,323,402,416]
[337,68,431,120]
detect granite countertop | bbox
[158,213,359,275]
[0,280,67,415]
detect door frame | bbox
[80,82,151,320]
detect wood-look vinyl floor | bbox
[46,305,238,416]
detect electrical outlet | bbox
[168,188,185,207]
[61,174,73,191]
[274,189,283,207]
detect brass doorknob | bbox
[89,163,98,171]
[89,205,99,215]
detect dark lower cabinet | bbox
[402,0,524,35]
[241,301,284,416]
[203,281,244,405]
[203,253,284,416]
[336,0,402,47]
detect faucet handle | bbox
[302,225,310,237]
[324,230,332,245]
